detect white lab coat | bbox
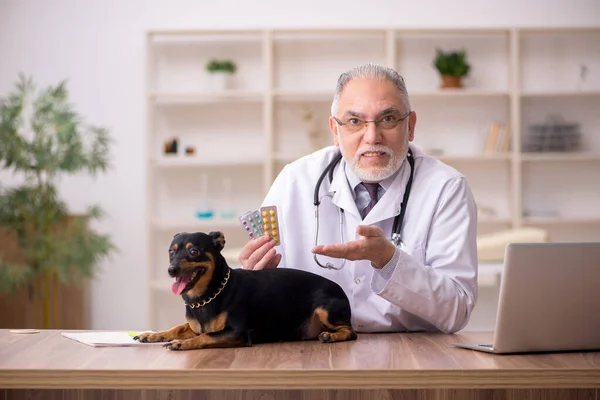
[261,144,478,333]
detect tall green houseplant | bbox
[0,75,115,328]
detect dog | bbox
[134,231,357,350]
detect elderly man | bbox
[238,63,478,334]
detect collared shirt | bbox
[344,159,404,217]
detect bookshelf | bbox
[145,27,600,330]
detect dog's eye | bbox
[168,249,175,257]
[189,248,199,257]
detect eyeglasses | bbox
[333,110,412,133]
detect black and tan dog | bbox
[134,231,357,350]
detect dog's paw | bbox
[134,332,166,343]
[318,331,334,343]
[164,339,187,351]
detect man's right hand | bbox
[238,235,282,270]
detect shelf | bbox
[478,263,503,287]
[435,154,511,162]
[151,92,264,104]
[273,90,332,103]
[146,26,600,330]
[521,90,600,98]
[149,30,264,43]
[410,90,509,98]
[272,89,509,102]
[152,218,241,231]
[151,155,265,168]
[521,153,600,162]
[522,217,600,225]
[479,218,512,224]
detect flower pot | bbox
[0,221,91,329]
[440,75,463,89]
[209,72,231,91]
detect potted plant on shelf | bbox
[205,59,237,91]
[0,74,116,329]
[433,48,471,89]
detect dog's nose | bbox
[168,265,179,276]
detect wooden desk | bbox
[1,330,599,400]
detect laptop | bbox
[450,241,600,354]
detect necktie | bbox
[361,182,380,218]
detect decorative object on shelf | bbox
[523,114,582,153]
[576,63,588,91]
[185,145,195,156]
[425,148,444,156]
[523,209,560,219]
[477,204,498,220]
[0,74,115,329]
[163,137,178,154]
[433,48,471,89]
[205,59,237,91]
[195,172,214,219]
[301,104,327,152]
[219,177,236,220]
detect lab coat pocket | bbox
[399,241,426,266]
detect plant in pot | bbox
[433,48,471,89]
[0,74,116,329]
[205,59,237,91]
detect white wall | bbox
[1,0,599,330]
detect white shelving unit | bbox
[145,27,600,330]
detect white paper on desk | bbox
[61,331,165,347]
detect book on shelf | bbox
[484,121,511,154]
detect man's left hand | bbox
[311,225,396,269]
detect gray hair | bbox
[330,63,412,116]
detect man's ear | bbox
[329,116,340,147]
[209,231,226,251]
[408,111,417,142]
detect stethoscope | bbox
[312,148,415,270]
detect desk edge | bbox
[0,369,599,390]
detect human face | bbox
[329,78,416,183]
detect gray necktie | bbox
[361,182,380,218]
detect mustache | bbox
[356,145,393,157]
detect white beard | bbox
[339,136,409,182]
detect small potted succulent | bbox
[205,59,237,91]
[433,48,471,89]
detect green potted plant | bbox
[205,59,237,91]
[433,48,471,89]
[0,74,116,329]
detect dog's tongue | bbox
[171,275,193,295]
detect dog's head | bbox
[167,231,226,297]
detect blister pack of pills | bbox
[238,210,265,239]
[238,206,281,246]
[260,205,280,245]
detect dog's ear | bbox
[173,232,187,239]
[209,231,225,251]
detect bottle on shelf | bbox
[195,172,215,219]
[219,176,237,220]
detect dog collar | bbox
[185,268,231,309]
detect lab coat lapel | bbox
[329,158,361,219]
